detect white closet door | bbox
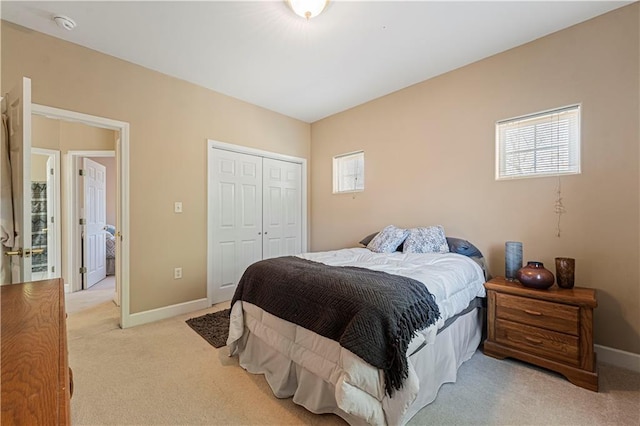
[210,149,263,304]
[263,158,302,259]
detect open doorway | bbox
[32,115,116,276]
[69,151,117,301]
[31,104,132,328]
[32,114,118,310]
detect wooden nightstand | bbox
[483,277,598,391]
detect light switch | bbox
[174,202,183,213]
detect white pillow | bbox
[367,225,409,253]
[403,226,449,254]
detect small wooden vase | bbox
[517,261,555,289]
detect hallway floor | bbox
[65,275,116,314]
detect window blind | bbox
[333,151,364,193]
[496,105,581,180]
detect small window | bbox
[333,151,364,193]
[496,105,581,180]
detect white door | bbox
[83,158,107,288]
[263,158,302,259]
[45,155,57,278]
[2,77,32,284]
[210,149,262,304]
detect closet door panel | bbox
[219,182,235,227]
[263,158,301,259]
[219,241,236,288]
[240,184,259,227]
[210,150,262,304]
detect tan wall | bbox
[32,115,116,284]
[31,115,59,150]
[310,5,639,354]
[3,21,310,313]
[30,153,49,182]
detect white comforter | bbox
[228,248,486,425]
[299,248,485,347]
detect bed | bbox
[105,224,116,276]
[227,228,487,426]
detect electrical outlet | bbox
[174,267,182,279]
[174,202,183,213]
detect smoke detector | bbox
[53,15,76,31]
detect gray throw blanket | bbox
[231,256,441,396]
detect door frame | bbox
[31,147,61,281]
[69,151,114,292]
[206,139,308,305]
[31,104,132,329]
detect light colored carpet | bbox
[67,302,640,425]
[65,275,116,314]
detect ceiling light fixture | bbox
[288,0,328,20]
[52,15,77,31]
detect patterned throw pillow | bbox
[403,226,449,254]
[367,225,409,253]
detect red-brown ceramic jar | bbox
[516,261,555,289]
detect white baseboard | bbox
[124,298,210,328]
[595,344,640,373]
[64,277,77,293]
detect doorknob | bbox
[3,248,45,257]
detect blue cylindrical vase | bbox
[505,241,523,281]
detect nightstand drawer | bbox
[495,319,579,366]
[496,293,579,336]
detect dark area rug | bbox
[186,308,230,348]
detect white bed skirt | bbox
[229,303,482,425]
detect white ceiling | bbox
[1,1,632,123]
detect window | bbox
[333,151,364,193]
[496,105,581,180]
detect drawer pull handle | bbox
[524,309,542,316]
[525,336,543,345]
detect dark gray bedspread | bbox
[231,256,441,396]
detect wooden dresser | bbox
[484,276,598,391]
[1,278,71,424]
